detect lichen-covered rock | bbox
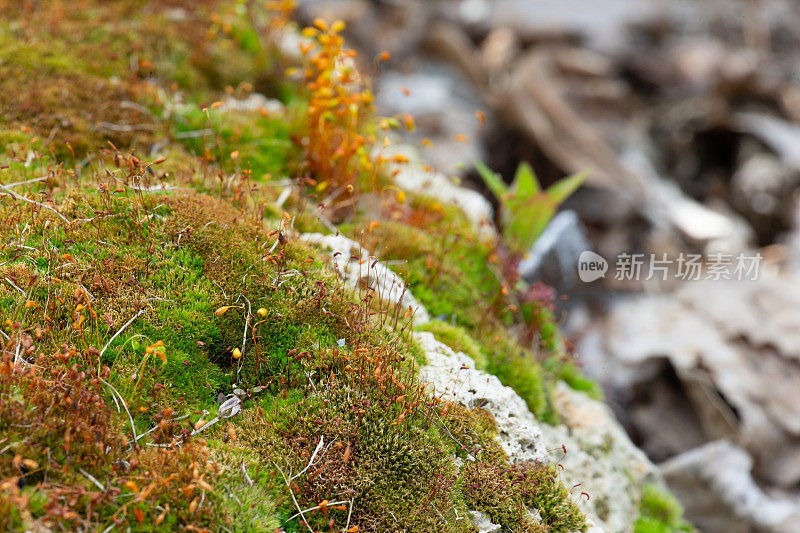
[300,232,430,324]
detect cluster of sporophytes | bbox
[295,18,375,191]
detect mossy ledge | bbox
[0,1,691,532]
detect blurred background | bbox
[295,1,800,531]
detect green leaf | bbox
[512,161,540,198]
[474,159,508,199]
[545,170,587,204]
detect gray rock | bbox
[416,332,548,464]
[661,440,800,533]
[538,382,662,533]
[619,145,754,253]
[599,276,800,488]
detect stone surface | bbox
[468,510,502,533]
[661,440,800,533]
[416,331,548,464]
[220,94,284,114]
[537,382,661,533]
[300,233,430,325]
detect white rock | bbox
[300,233,430,325]
[276,28,306,60]
[418,331,665,532]
[416,331,548,464]
[221,94,284,114]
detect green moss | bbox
[0,169,587,531]
[0,0,289,159]
[172,103,296,180]
[362,219,437,260]
[355,416,470,532]
[437,403,584,532]
[0,129,35,153]
[292,209,331,234]
[210,447,283,532]
[231,382,476,532]
[489,352,549,420]
[0,29,86,74]
[635,485,694,533]
[557,361,603,401]
[463,460,585,532]
[418,320,487,368]
[524,465,586,532]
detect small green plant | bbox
[475,160,586,253]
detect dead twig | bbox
[98,376,138,443]
[98,122,158,132]
[99,310,145,375]
[0,183,69,223]
[274,462,314,533]
[3,176,49,189]
[290,436,324,481]
[241,463,253,487]
[345,498,355,533]
[287,499,350,521]
[4,277,25,296]
[79,467,106,491]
